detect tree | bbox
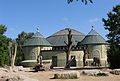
[103,5,120,69]
[82,45,89,67]
[15,31,34,65]
[8,41,17,68]
[16,31,34,45]
[0,24,11,66]
[64,28,73,68]
[67,0,93,4]
[0,25,7,35]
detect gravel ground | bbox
[0,69,120,81]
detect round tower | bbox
[22,29,51,67]
[78,27,108,67]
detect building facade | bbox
[22,27,108,67]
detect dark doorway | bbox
[70,56,76,67]
[52,56,57,67]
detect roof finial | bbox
[92,26,95,30]
[37,27,39,32]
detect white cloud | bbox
[9,27,16,31]
[88,18,100,23]
[63,17,69,21]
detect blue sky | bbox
[0,0,120,39]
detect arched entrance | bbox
[93,50,100,58]
[92,50,101,66]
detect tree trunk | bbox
[83,52,87,67]
[8,42,17,68]
[82,45,89,67]
[64,28,73,68]
[65,50,70,68]
[8,46,12,66]
[12,44,17,68]
[40,56,43,65]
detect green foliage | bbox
[0,25,11,66]
[103,5,120,69]
[15,31,34,65]
[0,24,7,35]
[16,31,33,45]
[67,0,93,4]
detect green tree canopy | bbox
[67,0,93,4]
[0,24,11,66]
[103,5,120,69]
[0,24,34,66]
[15,31,34,65]
[0,24,7,35]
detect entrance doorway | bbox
[52,56,57,67]
[70,56,76,67]
[93,50,100,58]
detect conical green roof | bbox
[78,28,108,45]
[47,28,85,46]
[23,32,51,47]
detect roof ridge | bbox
[32,32,44,38]
[77,29,107,45]
[49,28,85,37]
[87,29,99,36]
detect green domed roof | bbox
[23,32,51,47]
[78,28,108,45]
[47,28,85,46]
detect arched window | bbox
[92,50,100,58]
[31,52,36,60]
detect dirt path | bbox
[0,69,120,81]
[14,70,120,81]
